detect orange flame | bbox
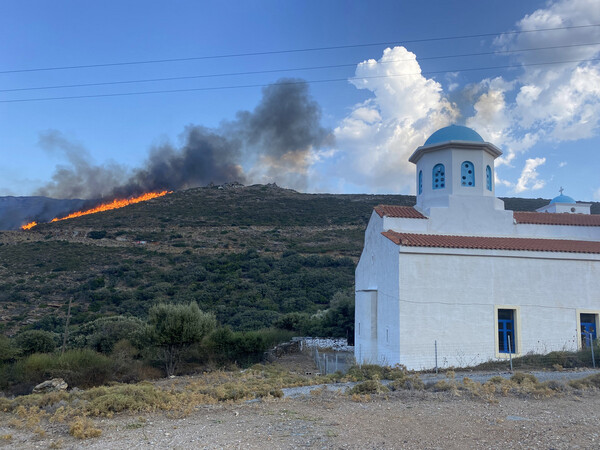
[20,191,171,230]
[21,221,38,230]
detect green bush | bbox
[16,349,114,388]
[0,336,18,363]
[17,352,57,385]
[15,330,57,355]
[205,327,293,367]
[55,349,114,387]
[70,316,146,353]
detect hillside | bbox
[0,184,598,335]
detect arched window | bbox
[418,170,423,194]
[432,164,445,190]
[486,165,492,191]
[461,161,475,187]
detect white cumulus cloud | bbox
[515,157,547,193]
[332,46,458,192]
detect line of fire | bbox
[20,191,171,230]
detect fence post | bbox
[335,353,338,373]
[589,332,596,369]
[434,340,438,374]
[508,338,513,372]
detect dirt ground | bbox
[1,388,599,449]
[1,352,599,449]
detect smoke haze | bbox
[34,79,333,200]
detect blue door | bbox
[498,312,515,354]
[581,322,596,348]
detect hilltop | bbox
[0,184,597,335]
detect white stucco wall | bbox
[395,249,600,370]
[355,211,400,365]
[537,202,591,214]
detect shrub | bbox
[17,350,114,388]
[70,316,145,353]
[0,336,18,363]
[69,417,102,439]
[510,372,538,385]
[389,375,425,391]
[345,364,408,382]
[15,330,57,356]
[347,380,389,395]
[56,349,114,387]
[18,353,57,385]
[83,383,171,416]
[569,373,600,390]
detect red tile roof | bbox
[374,205,427,219]
[382,231,600,254]
[513,211,600,227]
[374,205,599,226]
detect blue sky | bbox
[1,0,599,202]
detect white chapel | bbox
[355,125,600,370]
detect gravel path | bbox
[3,388,600,449]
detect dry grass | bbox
[1,365,598,441]
[68,417,102,439]
[0,363,326,438]
[347,380,389,395]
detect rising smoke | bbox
[35,79,333,200]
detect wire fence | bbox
[366,336,600,372]
[312,348,355,375]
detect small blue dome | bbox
[550,194,576,204]
[424,125,484,146]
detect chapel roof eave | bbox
[408,140,503,164]
[381,230,600,254]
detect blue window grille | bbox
[461,161,475,187]
[432,164,445,190]
[498,309,515,353]
[580,314,597,348]
[486,165,492,191]
[418,170,423,194]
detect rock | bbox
[32,378,68,394]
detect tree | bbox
[147,301,216,376]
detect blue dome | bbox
[550,194,576,204]
[424,125,484,146]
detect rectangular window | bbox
[580,313,598,348]
[498,309,516,354]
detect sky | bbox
[1,0,600,202]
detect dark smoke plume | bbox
[35,79,333,200]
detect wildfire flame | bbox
[21,221,38,230]
[21,191,171,230]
